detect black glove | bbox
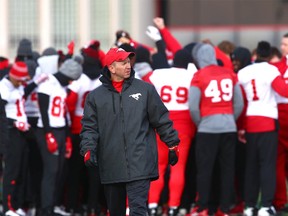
[84,150,98,167]
[168,146,179,166]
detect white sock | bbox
[148,203,158,209]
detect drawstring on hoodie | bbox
[112,93,115,114]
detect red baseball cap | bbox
[105,47,135,66]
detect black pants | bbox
[66,134,102,213]
[234,140,246,203]
[179,137,197,211]
[36,127,66,210]
[195,132,236,212]
[25,123,43,209]
[244,131,278,207]
[104,179,150,216]
[3,128,28,212]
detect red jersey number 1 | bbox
[251,79,259,101]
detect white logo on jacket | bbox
[129,93,142,100]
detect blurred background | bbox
[1,0,288,60]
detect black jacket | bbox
[80,67,179,184]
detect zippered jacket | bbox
[80,67,179,184]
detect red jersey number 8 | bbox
[51,96,63,117]
[204,79,233,103]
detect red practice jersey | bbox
[191,65,237,117]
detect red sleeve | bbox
[131,40,154,52]
[66,90,78,120]
[190,71,201,88]
[270,57,287,75]
[141,71,153,83]
[236,85,247,130]
[98,49,106,67]
[214,46,233,70]
[231,71,238,83]
[271,75,288,97]
[159,27,182,55]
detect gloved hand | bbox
[14,121,30,132]
[33,73,49,85]
[65,137,73,159]
[45,132,58,154]
[67,40,75,55]
[168,145,179,166]
[84,150,98,167]
[146,26,162,42]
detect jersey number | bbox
[16,99,24,117]
[51,96,63,117]
[160,85,188,103]
[251,79,259,101]
[204,79,233,102]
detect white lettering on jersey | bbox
[204,79,233,103]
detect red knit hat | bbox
[9,62,29,80]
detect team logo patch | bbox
[129,93,142,100]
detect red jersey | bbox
[191,65,237,117]
[271,56,288,104]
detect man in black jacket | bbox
[80,47,180,216]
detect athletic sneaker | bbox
[5,210,19,216]
[257,206,276,216]
[178,208,188,216]
[15,209,26,216]
[215,208,229,216]
[244,207,258,216]
[168,207,178,216]
[54,206,71,216]
[148,207,157,216]
[190,206,209,216]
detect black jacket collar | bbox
[100,66,135,92]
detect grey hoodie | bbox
[189,44,244,133]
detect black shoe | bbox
[277,205,288,213]
[40,208,54,216]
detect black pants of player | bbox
[36,127,66,212]
[3,128,28,212]
[104,179,150,216]
[66,133,102,214]
[66,134,86,212]
[234,140,246,203]
[180,137,197,211]
[195,132,236,212]
[25,120,43,210]
[244,131,278,208]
